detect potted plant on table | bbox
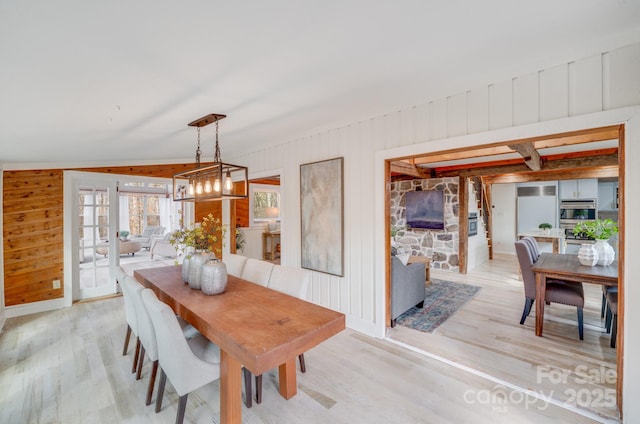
[573,219,618,266]
[538,223,552,235]
[170,213,227,288]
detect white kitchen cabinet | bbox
[559,179,598,200]
[598,181,619,210]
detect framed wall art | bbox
[300,157,344,276]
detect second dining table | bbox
[134,265,345,424]
[530,252,618,337]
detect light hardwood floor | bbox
[0,254,617,423]
[389,253,619,422]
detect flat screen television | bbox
[405,190,445,230]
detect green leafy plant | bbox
[235,228,246,251]
[170,213,227,256]
[119,230,130,239]
[573,219,618,240]
[538,223,552,230]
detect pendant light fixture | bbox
[173,113,248,202]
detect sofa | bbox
[391,255,426,326]
[130,226,165,249]
[150,233,177,259]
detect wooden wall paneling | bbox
[513,73,539,125]
[3,170,64,306]
[346,122,363,319]
[337,125,352,313]
[368,114,388,324]
[447,93,467,137]
[383,111,400,149]
[399,108,415,146]
[344,121,368,320]
[429,99,448,140]
[328,128,345,310]
[414,102,430,143]
[489,80,512,130]
[76,163,196,179]
[539,64,569,121]
[608,43,640,110]
[569,54,603,116]
[467,86,490,134]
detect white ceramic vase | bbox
[577,243,598,266]
[181,255,191,283]
[200,259,228,295]
[594,239,615,266]
[187,251,215,289]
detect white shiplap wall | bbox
[230,41,640,420]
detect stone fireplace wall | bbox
[390,177,459,272]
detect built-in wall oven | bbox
[559,199,597,244]
[468,212,478,237]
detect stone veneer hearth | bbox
[390,177,459,272]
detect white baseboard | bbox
[345,314,378,338]
[5,298,69,318]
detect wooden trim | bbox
[617,124,625,415]
[458,176,468,274]
[405,125,621,164]
[385,159,392,327]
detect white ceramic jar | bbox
[200,259,228,295]
[577,243,598,266]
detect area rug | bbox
[396,279,481,333]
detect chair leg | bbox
[176,394,188,424]
[146,360,158,406]
[136,345,145,380]
[298,354,306,373]
[122,325,131,356]
[601,292,607,318]
[132,337,141,373]
[255,374,263,404]
[520,298,534,325]
[610,313,617,348]
[243,367,252,408]
[155,368,166,413]
[577,307,584,341]
[390,319,396,328]
[605,303,612,333]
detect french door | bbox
[63,172,120,302]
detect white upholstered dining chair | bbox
[250,265,312,404]
[224,253,248,277]
[240,258,275,286]
[141,289,221,424]
[120,271,140,374]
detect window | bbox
[250,184,280,226]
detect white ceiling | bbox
[1,1,640,166]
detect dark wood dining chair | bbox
[605,291,618,348]
[515,240,585,340]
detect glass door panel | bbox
[78,184,117,299]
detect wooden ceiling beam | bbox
[508,142,541,171]
[483,166,619,184]
[390,161,432,178]
[434,153,618,179]
[404,124,621,166]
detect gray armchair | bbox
[391,256,426,326]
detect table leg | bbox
[278,359,297,399]
[535,273,546,337]
[219,350,242,424]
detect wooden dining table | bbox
[530,253,618,337]
[134,265,345,424]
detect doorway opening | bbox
[385,124,624,420]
